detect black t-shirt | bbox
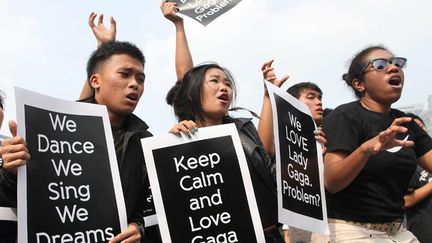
[323,101,432,223]
[406,166,432,243]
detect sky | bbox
[0,0,431,135]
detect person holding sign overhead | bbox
[1,16,151,243]
[323,45,432,242]
[161,2,282,242]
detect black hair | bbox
[0,91,4,110]
[286,82,322,99]
[342,45,389,98]
[86,41,145,81]
[166,63,236,122]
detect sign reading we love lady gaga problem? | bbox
[171,0,242,26]
[141,124,265,243]
[15,87,127,243]
[265,81,328,234]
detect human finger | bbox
[261,59,274,71]
[277,75,290,86]
[2,139,28,152]
[88,12,97,28]
[391,117,412,126]
[178,120,198,135]
[98,14,104,26]
[8,120,17,137]
[110,16,117,30]
[394,139,414,148]
[315,135,327,146]
[109,224,140,243]
[169,121,198,136]
[388,125,409,134]
[2,158,28,172]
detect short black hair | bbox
[286,82,322,99]
[86,41,145,81]
[166,63,236,122]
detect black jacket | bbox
[80,97,152,225]
[225,117,278,228]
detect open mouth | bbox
[218,93,229,102]
[126,93,138,101]
[389,76,402,86]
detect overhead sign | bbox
[171,0,242,26]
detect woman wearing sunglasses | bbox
[322,45,432,242]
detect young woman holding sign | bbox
[161,2,282,242]
[322,45,432,242]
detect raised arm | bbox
[160,1,193,80]
[258,60,289,158]
[324,117,414,193]
[79,12,117,100]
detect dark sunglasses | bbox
[361,57,407,73]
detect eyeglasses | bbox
[361,57,407,73]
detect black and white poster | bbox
[171,0,242,26]
[266,81,328,234]
[15,87,127,243]
[141,123,265,243]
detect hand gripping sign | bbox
[171,0,242,26]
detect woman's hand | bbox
[361,117,414,155]
[169,120,198,136]
[161,0,183,24]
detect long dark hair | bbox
[166,63,236,122]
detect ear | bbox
[89,74,101,89]
[351,78,365,93]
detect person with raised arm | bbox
[161,2,283,242]
[1,12,155,242]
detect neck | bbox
[108,112,126,127]
[196,117,223,128]
[360,97,391,114]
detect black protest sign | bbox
[15,88,126,243]
[142,124,265,243]
[265,82,328,234]
[171,0,242,26]
[274,94,322,218]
